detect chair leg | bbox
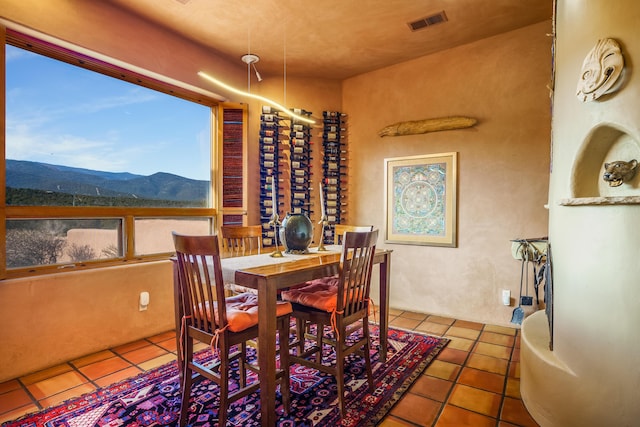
[295,317,305,356]
[179,338,194,427]
[278,316,291,415]
[239,341,247,387]
[362,319,374,391]
[218,345,229,427]
[335,326,346,418]
[314,322,324,364]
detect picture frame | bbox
[384,152,458,247]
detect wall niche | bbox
[562,123,640,205]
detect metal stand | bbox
[269,212,284,258]
[316,216,330,251]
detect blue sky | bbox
[5,45,211,181]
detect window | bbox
[3,30,219,277]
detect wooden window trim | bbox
[2,29,222,279]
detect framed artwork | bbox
[384,152,457,247]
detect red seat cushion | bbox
[280,276,339,312]
[196,292,292,332]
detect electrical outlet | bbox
[502,289,511,306]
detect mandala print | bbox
[393,163,446,236]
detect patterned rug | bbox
[4,326,448,427]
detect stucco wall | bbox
[521,1,640,425]
[343,22,552,325]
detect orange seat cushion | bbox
[196,292,292,332]
[280,276,339,312]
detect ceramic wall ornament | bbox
[576,38,625,102]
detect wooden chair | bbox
[333,224,373,244]
[220,225,263,255]
[281,229,379,418]
[172,232,292,426]
[220,225,265,294]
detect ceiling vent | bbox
[408,11,448,31]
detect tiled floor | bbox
[0,309,539,426]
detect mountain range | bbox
[6,159,208,202]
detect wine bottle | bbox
[291,161,307,169]
[260,168,283,176]
[292,146,306,154]
[260,121,280,128]
[292,108,312,116]
[291,153,312,161]
[261,113,285,122]
[323,111,347,118]
[325,155,347,162]
[260,176,284,184]
[292,192,307,200]
[323,132,346,141]
[262,106,282,115]
[326,193,347,200]
[293,177,309,185]
[324,177,346,185]
[326,208,348,215]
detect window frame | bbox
[2,28,221,279]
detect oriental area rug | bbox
[4,326,448,427]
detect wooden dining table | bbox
[173,245,392,427]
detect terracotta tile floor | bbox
[0,310,539,426]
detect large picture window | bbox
[3,31,218,276]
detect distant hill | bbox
[6,159,208,202]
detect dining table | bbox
[173,244,392,427]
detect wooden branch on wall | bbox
[378,116,477,137]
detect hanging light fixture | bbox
[242,54,262,82]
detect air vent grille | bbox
[408,11,448,31]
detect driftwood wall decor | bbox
[378,116,477,137]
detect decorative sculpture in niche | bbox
[378,116,477,137]
[603,159,638,187]
[576,38,624,102]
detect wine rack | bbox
[289,108,314,217]
[259,106,286,247]
[321,111,348,244]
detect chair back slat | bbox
[337,230,378,317]
[333,224,373,245]
[220,225,263,255]
[173,232,228,333]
